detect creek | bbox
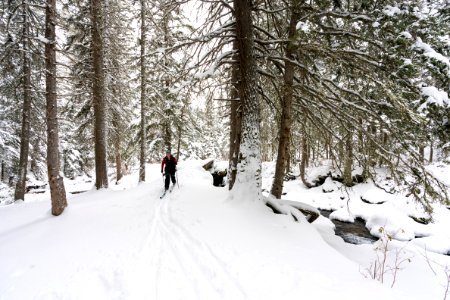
[319,210,378,245]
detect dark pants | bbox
[165,173,176,190]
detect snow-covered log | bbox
[264,196,320,223]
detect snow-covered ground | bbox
[1,160,450,299]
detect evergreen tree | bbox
[45,0,67,215]
[1,0,47,199]
[60,0,95,178]
[91,0,108,189]
[270,0,302,199]
[139,0,147,182]
[143,0,193,157]
[103,0,134,184]
[231,0,262,201]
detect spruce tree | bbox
[45,0,67,215]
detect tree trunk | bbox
[270,2,300,198]
[369,124,376,166]
[231,0,262,201]
[271,125,276,161]
[30,137,40,178]
[285,149,291,174]
[378,130,388,166]
[300,134,312,188]
[337,137,344,169]
[162,13,172,152]
[15,2,31,201]
[139,0,146,183]
[343,130,353,187]
[312,140,316,163]
[91,0,108,189]
[164,120,172,151]
[176,104,186,161]
[306,137,310,168]
[363,124,375,178]
[228,41,241,190]
[429,141,433,163]
[112,113,122,183]
[419,145,424,164]
[358,118,364,154]
[45,0,67,216]
[1,160,5,182]
[176,124,182,161]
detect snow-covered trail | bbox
[0,163,249,300]
[0,161,440,299]
[138,190,247,300]
[125,163,406,300]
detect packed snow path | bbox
[1,161,448,299]
[142,190,247,299]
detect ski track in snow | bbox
[139,185,247,300]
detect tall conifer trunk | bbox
[176,104,186,161]
[15,1,32,201]
[270,1,300,198]
[419,145,425,164]
[139,0,146,182]
[91,0,108,189]
[228,41,241,190]
[299,134,312,188]
[112,113,122,183]
[429,141,433,163]
[1,161,5,182]
[164,120,171,151]
[343,130,353,187]
[45,0,67,215]
[231,0,262,201]
[162,13,172,151]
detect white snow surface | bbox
[1,160,450,299]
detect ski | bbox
[160,185,175,199]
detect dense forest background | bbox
[0,0,449,215]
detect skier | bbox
[161,149,177,191]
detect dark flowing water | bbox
[319,210,378,245]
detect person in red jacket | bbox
[161,149,177,191]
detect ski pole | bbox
[176,171,179,188]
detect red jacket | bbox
[161,155,177,173]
